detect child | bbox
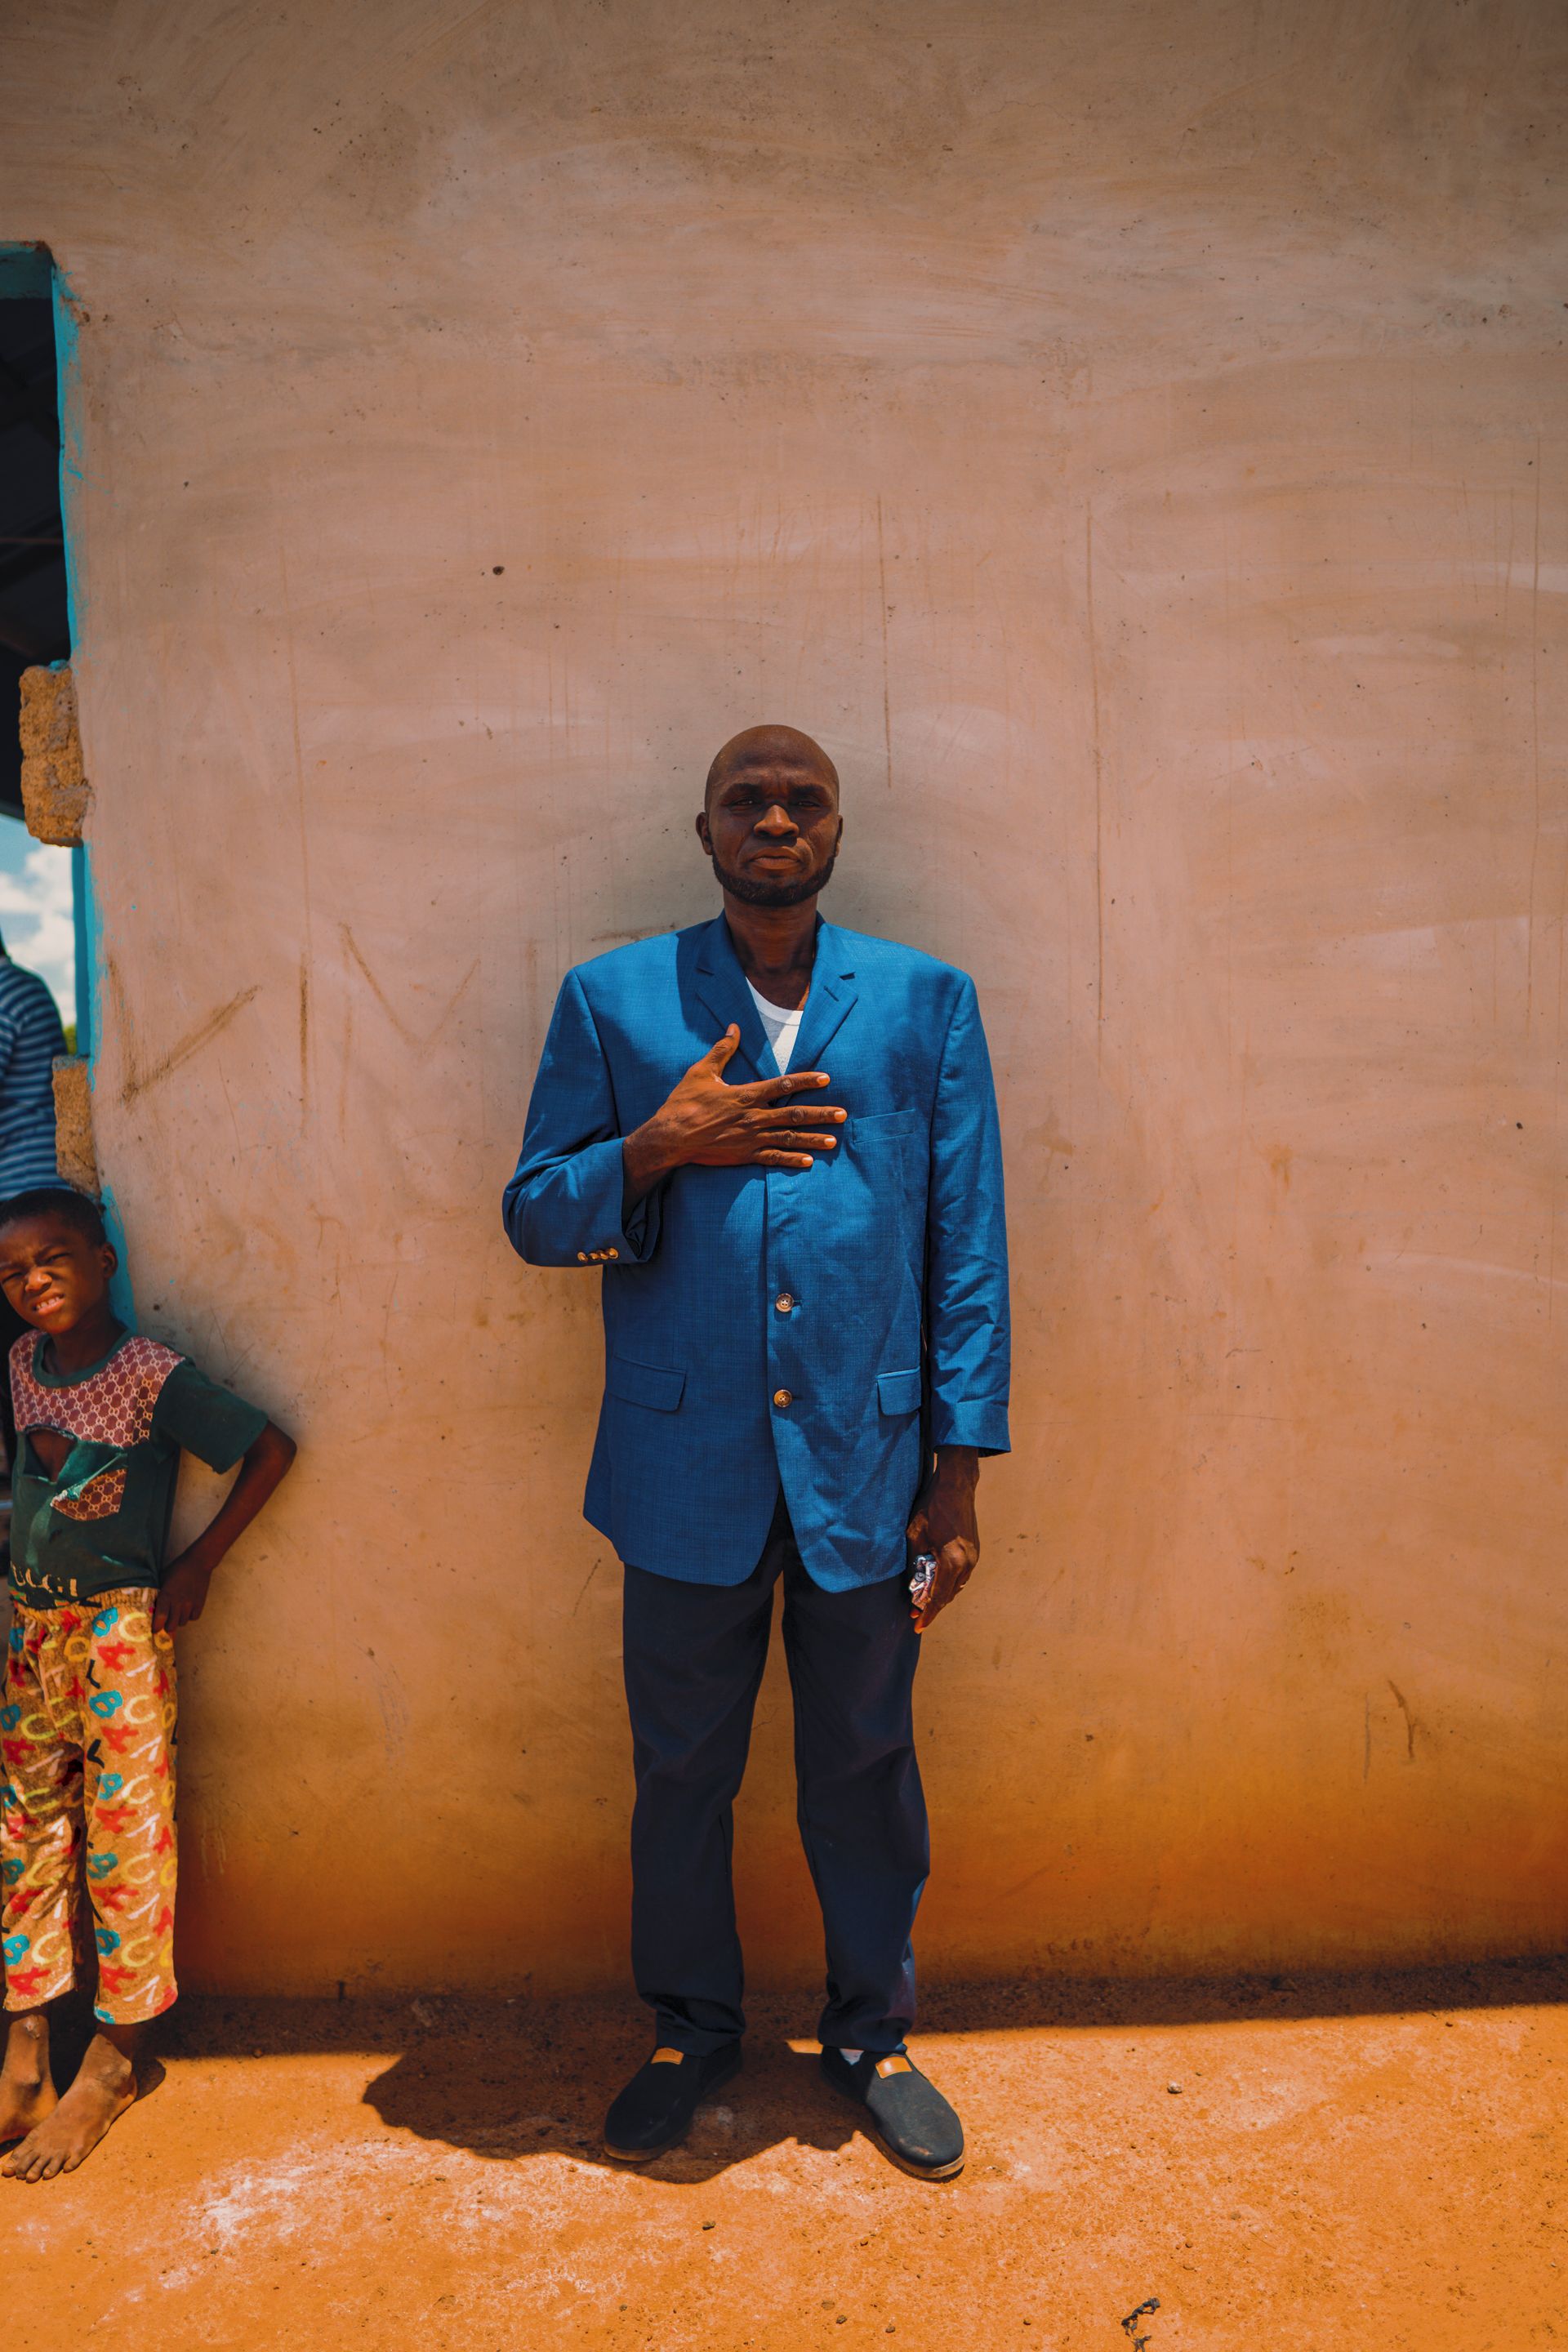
[0,1187,294,2183]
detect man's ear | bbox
[696,809,713,853]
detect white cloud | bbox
[0,840,75,1028]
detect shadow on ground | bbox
[147,1953,1568,2181]
[367,2034,855,2179]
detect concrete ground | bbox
[4,1961,1565,2350]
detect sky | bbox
[0,812,74,1027]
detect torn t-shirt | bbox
[7,1326,269,1603]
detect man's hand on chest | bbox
[621,1025,849,1209]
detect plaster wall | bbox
[1,0,1563,1994]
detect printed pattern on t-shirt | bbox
[51,1464,127,1521]
[10,1334,185,1520]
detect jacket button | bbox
[773,1388,793,1409]
[775,1293,795,1314]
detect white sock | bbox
[839,2048,863,2065]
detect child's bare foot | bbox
[2,2028,140,2183]
[0,2012,56,2148]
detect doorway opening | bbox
[0,243,84,1056]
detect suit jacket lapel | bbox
[693,914,861,1080]
[693,915,776,1079]
[790,920,859,1073]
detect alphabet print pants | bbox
[2,1591,177,2025]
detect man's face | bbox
[0,1214,114,1339]
[697,743,843,908]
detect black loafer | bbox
[821,2047,964,2180]
[603,2042,742,2162]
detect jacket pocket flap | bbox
[877,1368,923,1416]
[856,1109,917,1140]
[608,1356,687,1413]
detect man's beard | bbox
[710,849,837,908]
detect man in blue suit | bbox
[503,724,1009,2180]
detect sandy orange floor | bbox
[3,1963,1565,2350]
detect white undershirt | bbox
[746,979,806,1073]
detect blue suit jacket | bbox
[502,915,1010,1589]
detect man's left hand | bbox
[906,1446,981,1633]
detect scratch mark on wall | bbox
[280,547,314,1129]
[875,494,893,795]
[338,992,357,1138]
[298,957,310,1111]
[109,956,261,1107]
[1525,440,1543,1027]
[1530,435,1560,1330]
[341,924,479,1054]
[337,993,354,1140]
[1387,1679,1419,1763]
[1552,514,1565,1333]
[364,1644,410,1763]
[1085,506,1105,1062]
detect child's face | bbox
[0,1214,116,1338]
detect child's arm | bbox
[153,1422,296,1634]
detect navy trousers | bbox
[622,1494,929,2058]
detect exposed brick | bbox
[19,663,90,846]
[51,1054,99,1197]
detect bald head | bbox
[704,725,840,808]
[697,723,844,910]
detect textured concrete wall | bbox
[2,0,1562,1993]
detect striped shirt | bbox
[0,956,66,1196]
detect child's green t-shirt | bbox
[7,1327,269,1604]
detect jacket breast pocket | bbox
[876,1368,923,1417]
[855,1109,918,1146]
[607,1356,687,1414]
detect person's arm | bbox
[154,1421,296,1633]
[906,976,1010,1632]
[503,971,670,1268]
